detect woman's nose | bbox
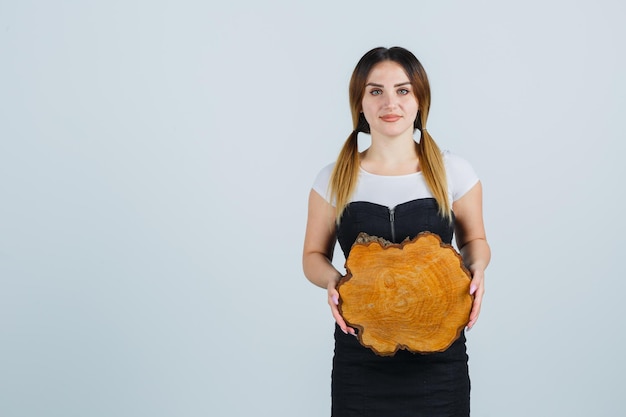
[383,94,398,108]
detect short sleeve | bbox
[311,162,335,205]
[443,151,480,202]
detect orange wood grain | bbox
[338,232,473,356]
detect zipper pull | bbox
[389,208,396,242]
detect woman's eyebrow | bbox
[365,82,411,87]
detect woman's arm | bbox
[302,189,355,335]
[452,181,491,330]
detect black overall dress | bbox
[332,198,470,417]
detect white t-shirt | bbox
[312,150,479,209]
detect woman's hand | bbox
[327,279,356,335]
[467,269,485,330]
[303,190,357,335]
[452,182,491,331]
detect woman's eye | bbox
[398,88,410,95]
[370,89,382,96]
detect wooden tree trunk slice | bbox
[337,232,473,356]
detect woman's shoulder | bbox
[311,161,336,202]
[441,150,480,201]
[442,149,470,165]
[313,161,335,186]
[442,150,478,175]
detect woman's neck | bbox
[360,133,420,175]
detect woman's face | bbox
[361,61,418,139]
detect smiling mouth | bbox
[381,115,401,122]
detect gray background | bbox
[1,1,625,416]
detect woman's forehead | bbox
[366,61,410,84]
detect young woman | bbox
[303,46,491,416]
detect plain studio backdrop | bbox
[1,1,624,416]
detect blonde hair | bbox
[330,47,451,223]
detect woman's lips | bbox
[380,114,401,122]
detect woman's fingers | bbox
[328,286,356,335]
[467,272,485,330]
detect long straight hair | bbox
[329,46,451,223]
